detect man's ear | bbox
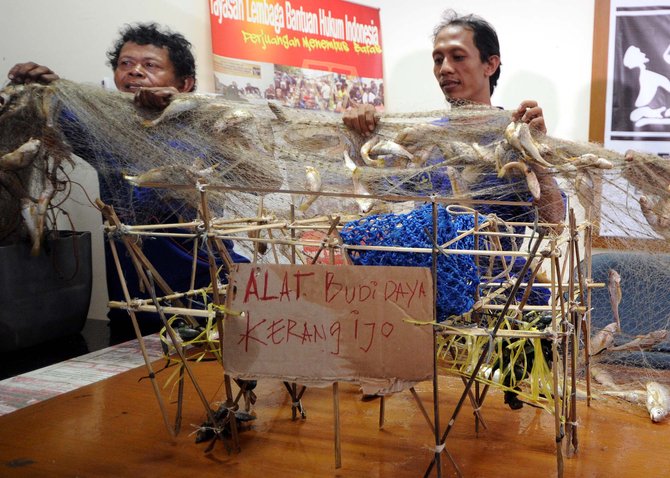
[179,76,195,93]
[485,55,501,77]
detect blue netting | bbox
[340,204,481,321]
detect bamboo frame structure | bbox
[99,184,589,478]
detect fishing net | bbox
[340,203,482,320]
[1,79,669,419]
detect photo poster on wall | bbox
[208,0,384,114]
[600,0,670,238]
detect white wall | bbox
[375,0,596,142]
[0,0,596,319]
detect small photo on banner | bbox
[209,0,384,113]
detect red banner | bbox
[209,0,384,111]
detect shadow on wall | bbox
[387,49,447,113]
[496,69,559,132]
[56,155,108,321]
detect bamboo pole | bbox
[480,281,603,289]
[409,387,435,432]
[107,302,215,318]
[333,228,353,265]
[198,187,241,452]
[333,382,341,469]
[424,230,546,478]
[309,216,340,264]
[282,208,307,424]
[378,396,385,429]
[290,204,297,264]
[210,216,269,225]
[97,179,590,472]
[291,214,358,225]
[437,326,564,339]
[120,221,204,231]
[571,214,589,414]
[145,271,220,435]
[251,198,264,262]
[187,233,200,311]
[515,258,548,315]
[127,180,534,209]
[115,284,223,306]
[567,209,580,456]
[265,227,281,264]
[175,364,185,434]
[439,219,493,247]
[107,217,580,265]
[112,231,203,239]
[328,220,342,467]
[100,202,199,326]
[552,248,571,459]
[106,226,175,437]
[291,383,298,420]
[214,221,289,236]
[584,221,594,406]
[430,201,443,478]
[389,244,540,257]
[116,220,576,248]
[282,382,307,420]
[104,198,232,443]
[477,303,556,312]
[550,240,564,478]
[450,355,489,432]
[471,279,516,310]
[472,210,482,325]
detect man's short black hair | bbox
[432,10,501,95]
[106,22,196,89]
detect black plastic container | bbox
[0,231,92,352]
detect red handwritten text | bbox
[243,268,316,303]
[236,311,395,356]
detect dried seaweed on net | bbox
[2,79,670,244]
[51,80,284,224]
[2,79,670,405]
[0,83,668,253]
[0,82,72,250]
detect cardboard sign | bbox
[223,264,434,393]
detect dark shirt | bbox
[410,115,559,307]
[59,108,248,331]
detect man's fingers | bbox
[528,116,546,134]
[364,109,378,134]
[8,63,58,84]
[521,106,542,122]
[356,105,378,136]
[511,101,546,134]
[342,104,379,136]
[342,112,356,131]
[7,63,28,81]
[134,88,174,109]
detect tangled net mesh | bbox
[1,79,669,416]
[340,203,481,320]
